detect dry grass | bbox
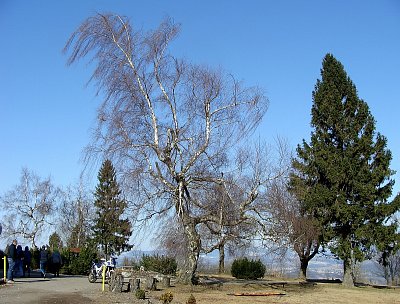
[148,276,400,304]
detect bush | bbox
[186,294,196,304]
[231,257,265,280]
[61,246,97,275]
[135,289,146,300]
[31,246,40,270]
[140,254,177,275]
[159,291,173,304]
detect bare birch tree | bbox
[64,13,268,284]
[58,178,94,248]
[1,168,60,248]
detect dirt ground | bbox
[1,271,400,304]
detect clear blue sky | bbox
[1,0,399,198]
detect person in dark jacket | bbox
[51,249,62,277]
[16,244,23,277]
[39,245,48,278]
[7,239,17,283]
[23,246,32,277]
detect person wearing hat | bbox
[6,239,18,283]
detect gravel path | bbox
[0,271,149,304]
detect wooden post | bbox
[114,274,123,292]
[129,278,140,292]
[146,276,157,291]
[162,276,171,288]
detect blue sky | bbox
[1,0,399,198]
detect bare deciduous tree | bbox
[199,179,258,274]
[263,177,320,279]
[198,140,290,273]
[64,13,268,284]
[1,168,60,248]
[156,140,290,275]
[58,178,94,248]
[374,236,400,286]
[379,252,400,286]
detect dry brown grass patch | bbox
[147,278,400,304]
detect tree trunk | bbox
[299,257,309,280]
[178,216,201,285]
[385,266,393,286]
[218,243,225,274]
[294,241,318,281]
[342,258,354,287]
[161,276,171,288]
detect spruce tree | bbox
[49,232,63,250]
[290,54,400,286]
[93,159,132,256]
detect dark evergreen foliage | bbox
[230,257,265,279]
[49,232,63,250]
[290,54,400,285]
[31,246,40,270]
[60,245,97,275]
[92,159,132,256]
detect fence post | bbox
[102,264,106,292]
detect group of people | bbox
[6,239,62,283]
[6,239,31,282]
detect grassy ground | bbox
[1,270,399,303]
[147,276,400,304]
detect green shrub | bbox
[140,254,177,275]
[159,291,173,304]
[135,289,146,300]
[231,257,265,280]
[31,246,40,270]
[61,246,97,275]
[186,294,196,304]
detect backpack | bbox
[4,244,10,256]
[52,252,61,263]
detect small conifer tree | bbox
[92,159,132,256]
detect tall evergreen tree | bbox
[49,232,63,250]
[93,159,132,256]
[290,54,400,286]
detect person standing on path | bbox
[6,239,17,283]
[16,244,23,277]
[39,245,48,278]
[23,246,32,277]
[51,249,62,277]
